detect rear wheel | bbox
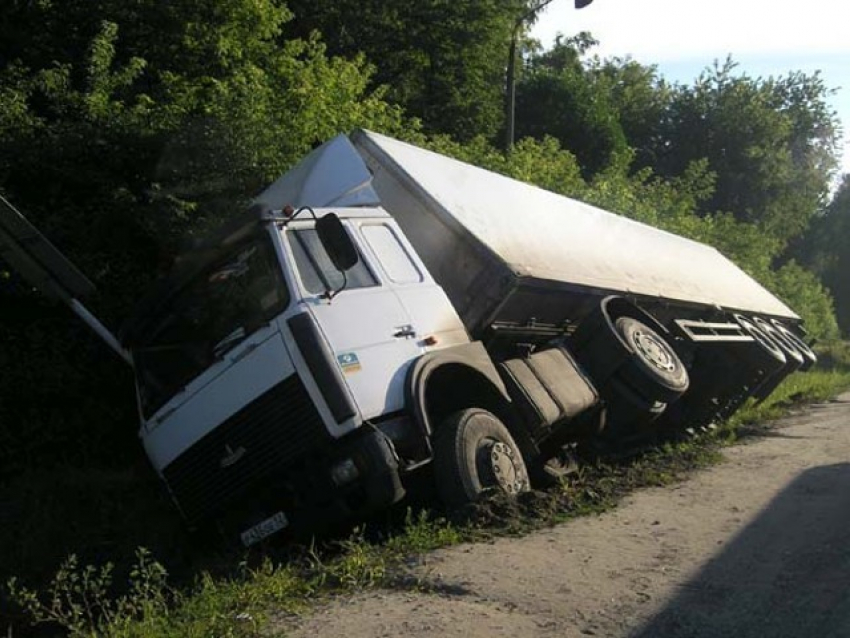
[770,320,817,371]
[614,316,689,403]
[433,408,530,509]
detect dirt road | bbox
[289,392,850,638]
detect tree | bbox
[796,175,850,335]
[282,0,528,141]
[651,59,840,244]
[515,33,628,177]
[590,56,672,170]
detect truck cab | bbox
[124,206,466,543]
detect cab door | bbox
[356,221,468,350]
[282,222,420,420]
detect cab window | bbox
[361,224,423,284]
[288,228,377,294]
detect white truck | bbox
[0,130,817,545]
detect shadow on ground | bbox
[632,462,850,638]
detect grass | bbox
[4,354,850,637]
[5,512,462,637]
[723,368,850,435]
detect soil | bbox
[286,392,850,638]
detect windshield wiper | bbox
[213,326,247,359]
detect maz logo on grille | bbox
[219,444,247,469]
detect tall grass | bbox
[6,511,461,637]
[726,369,850,429]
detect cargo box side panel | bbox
[488,280,615,330]
[486,278,741,334]
[356,139,515,336]
[353,130,798,322]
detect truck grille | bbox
[162,374,330,524]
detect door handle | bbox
[393,325,417,339]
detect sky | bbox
[530,0,850,179]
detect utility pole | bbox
[504,0,594,152]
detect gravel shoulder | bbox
[287,392,850,638]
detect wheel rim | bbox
[630,328,677,373]
[478,439,525,495]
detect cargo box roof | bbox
[352,130,798,321]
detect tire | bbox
[770,319,817,371]
[753,317,804,371]
[433,408,530,509]
[614,317,689,403]
[732,314,788,400]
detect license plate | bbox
[240,511,288,547]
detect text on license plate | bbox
[240,511,288,547]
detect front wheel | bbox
[433,408,530,509]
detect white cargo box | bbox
[257,130,797,337]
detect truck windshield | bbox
[134,235,288,418]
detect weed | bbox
[7,548,172,637]
[376,509,462,561]
[308,531,387,591]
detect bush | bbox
[814,341,850,370]
[8,549,171,637]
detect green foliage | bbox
[652,59,840,244]
[8,548,171,637]
[767,261,840,341]
[1,12,410,264]
[8,548,302,637]
[308,532,387,591]
[591,56,672,169]
[814,340,850,370]
[794,175,850,335]
[384,509,463,554]
[283,0,526,141]
[516,34,629,177]
[6,509,461,636]
[724,367,850,431]
[516,46,840,248]
[421,132,587,198]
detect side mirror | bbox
[316,213,358,271]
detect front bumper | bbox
[220,427,406,541]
